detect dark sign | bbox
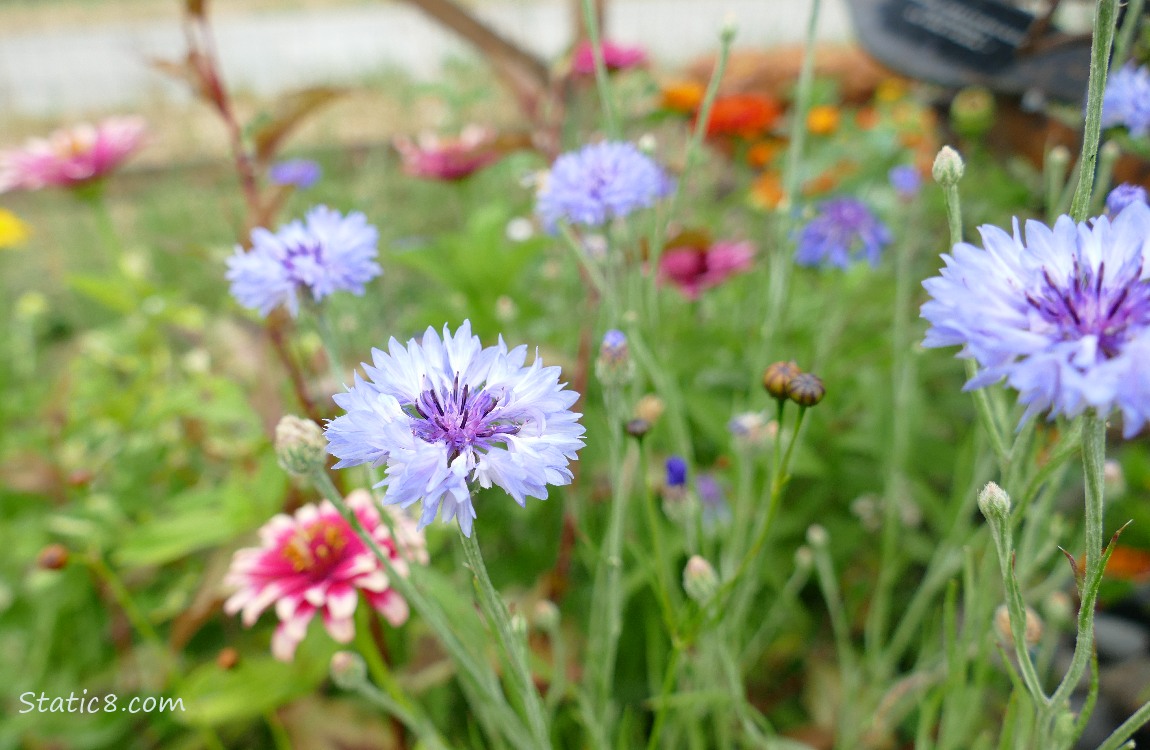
[881,0,1035,72]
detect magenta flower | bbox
[224,490,427,661]
[393,126,503,181]
[572,40,647,75]
[0,116,146,194]
[658,238,755,299]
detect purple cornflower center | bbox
[408,375,520,461]
[281,241,324,285]
[1026,260,1150,359]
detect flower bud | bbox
[274,415,327,477]
[728,411,777,448]
[510,613,528,637]
[595,329,635,386]
[330,651,368,689]
[625,418,651,439]
[994,604,1043,648]
[533,600,560,631]
[216,647,240,670]
[762,361,802,401]
[949,86,995,138]
[683,555,718,603]
[786,372,825,407]
[932,146,965,186]
[794,545,814,572]
[806,524,829,547]
[977,481,1012,523]
[665,456,688,488]
[36,543,69,571]
[634,394,665,424]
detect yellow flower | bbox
[806,105,841,135]
[0,208,30,249]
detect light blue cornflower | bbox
[325,321,586,536]
[268,158,322,189]
[1106,183,1148,216]
[921,204,1150,437]
[794,197,892,268]
[535,141,672,231]
[1102,64,1150,137]
[226,205,380,318]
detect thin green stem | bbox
[639,438,679,635]
[264,710,293,750]
[781,0,823,207]
[1068,0,1119,222]
[313,305,349,389]
[1097,697,1150,750]
[646,643,684,750]
[458,529,551,748]
[988,516,1049,705]
[1112,0,1146,74]
[579,0,619,137]
[1048,414,1107,709]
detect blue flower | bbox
[921,205,1150,437]
[795,197,892,268]
[226,205,380,317]
[535,141,672,230]
[1106,183,1148,216]
[888,165,922,200]
[325,321,586,536]
[665,456,688,487]
[269,159,322,189]
[1102,64,1150,137]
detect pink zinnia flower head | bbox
[658,233,755,300]
[393,125,503,181]
[224,490,426,661]
[0,116,146,193]
[572,40,647,76]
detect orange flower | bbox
[746,138,786,169]
[749,172,785,210]
[806,105,841,135]
[662,80,705,113]
[802,161,857,197]
[703,94,782,138]
[855,107,879,131]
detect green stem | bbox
[1068,0,1119,223]
[646,643,684,750]
[1047,414,1107,712]
[264,710,293,750]
[1112,0,1146,74]
[988,511,1049,705]
[1097,697,1150,750]
[781,0,823,208]
[458,529,551,748]
[313,305,349,389]
[579,0,619,137]
[559,222,614,320]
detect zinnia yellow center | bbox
[283,520,347,573]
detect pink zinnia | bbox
[393,125,502,181]
[0,116,146,193]
[224,490,426,661]
[572,40,647,76]
[658,238,755,300]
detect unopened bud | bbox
[728,411,777,448]
[216,647,240,670]
[625,418,651,439]
[786,372,825,407]
[37,544,69,571]
[634,394,665,424]
[932,146,965,186]
[330,651,367,689]
[510,613,528,637]
[949,86,995,138]
[274,415,327,477]
[595,329,635,386]
[794,545,814,571]
[806,524,829,547]
[683,555,718,603]
[533,600,560,631]
[977,481,1012,522]
[994,604,1043,648]
[763,361,802,401]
